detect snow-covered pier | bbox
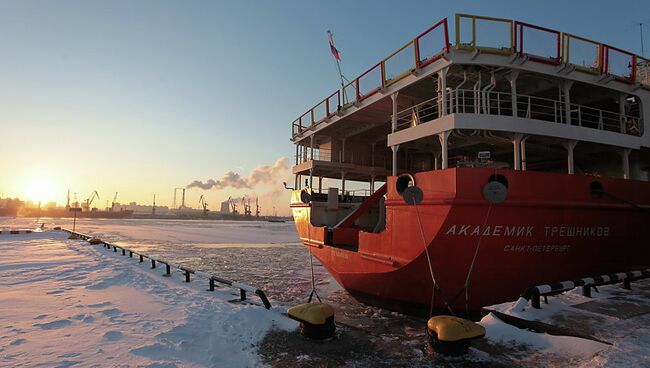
[0,230,294,367]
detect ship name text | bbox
[445,225,610,238]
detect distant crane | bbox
[152,194,156,215]
[228,196,238,215]
[255,197,260,217]
[243,196,252,216]
[66,189,70,208]
[84,190,100,211]
[110,192,118,212]
[199,195,209,215]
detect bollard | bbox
[129,251,133,258]
[113,246,117,253]
[240,289,246,301]
[165,264,171,276]
[139,255,144,263]
[185,270,191,283]
[582,285,592,297]
[623,278,631,290]
[122,249,126,256]
[209,278,215,291]
[151,259,156,269]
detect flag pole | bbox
[328,30,348,107]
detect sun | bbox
[24,178,58,204]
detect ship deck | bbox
[290,13,650,190]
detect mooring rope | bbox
[412,197,455,316]
[306,208,321,303]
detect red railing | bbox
[291,17,450,137]
[603,45,636,83]
[514,21,561,65]
[415,18,450,69]
[292,13,650,138]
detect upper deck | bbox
[290,14,650,187]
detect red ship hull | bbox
[291,168,650,314]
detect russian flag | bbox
[327,30,341,61]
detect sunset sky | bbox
[1,0,648,214]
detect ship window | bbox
[488,174,508,188]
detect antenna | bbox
[641,23,646,57]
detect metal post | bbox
[129,251,133,258]
[72,211,77,233]
[391,92,399,132]
[185,271,191,283]
[139,255,144,263]
[513,134,524,170]
[151,259,156,269]
[438,131,451,169]
[439,67,449,116]
[563,140,578,174]
[508,70,520,117]
[619,94,627,133]
[391,144,400,176]
[209,278,215,291]
[240,289,247,301]
[113,246,117,253]
[341,171,346,197]
[121,248,125,256]
[563,81,573,125]
[309,135,314,188]
[521,136,529,171]
[622,149,631,179]
[165,264,171,275]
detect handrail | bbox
[292,13,650,139]
[61,228,272,309]
[392,89,642,136]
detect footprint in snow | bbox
[102,331,124,341]
[87,301,112,308]
[33,319,72,330]
[101,308,122,317]
[33,314,48,320]
[10,339,26,346]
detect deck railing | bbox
[394,89,642,136]
[292,13,649,139]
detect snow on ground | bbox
[480,281,650,367]
[0,230,296,367]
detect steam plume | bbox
[187,157,289,191]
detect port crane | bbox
[109,192,118,211]
[199,195,209,215]
[84,190,100,211]
[228,196,238,215]
[255,197,260,217]
[242,196,252,216]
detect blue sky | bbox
[1,0,648,210]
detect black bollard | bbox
[139,255,143,263]
[151,260,156,269]
[113,246,117,253]
[122,249,126,256]
[165,264,171,276]
[129,251,133,258]
[582,285,592,297]
[209,278,215,291]
[240,289,246,301]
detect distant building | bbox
[220,200,230,214]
